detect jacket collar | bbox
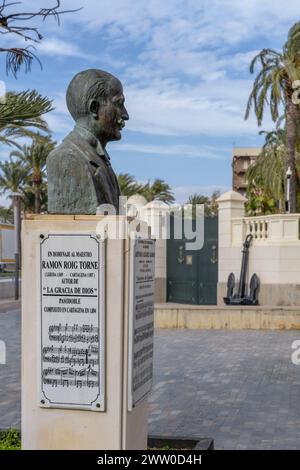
[74,124,111,163]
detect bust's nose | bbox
[122,106,129,121]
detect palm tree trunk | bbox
[33,170,42,214]
[34,183,40,213]
[286,99,300,213]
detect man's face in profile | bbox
[96,82,129,145]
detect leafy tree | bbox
[245,193,277,216]
[10,134,55,213]
[0,0,80,76]
[245,22,300,213]
[246,129,286,214]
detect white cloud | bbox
[124,78,272,137]
[36,38,95,59]
[58,0,300,40]
[46,75,271,139]
[46,79,262,156]
[17,0,299,80]
[10,1,289,141]
[229,50,262,71]
[46,112,73,135]
[8,1,300,78]
[112,142,228,159]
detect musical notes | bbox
[47,323,98,344]
[40,234,104,410]
[48,323,98,334]
[48,333,98,344]
[42,365,99,389]
[42,345,98,355]
[43,366,98,378]
[41,324,100,389]
[43,378,98,388]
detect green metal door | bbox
[167,216,218,305]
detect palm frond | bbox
[0,90,53,129]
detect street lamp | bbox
[10,192,22,300]
[286,166,292,213]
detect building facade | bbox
[232,147,261,196]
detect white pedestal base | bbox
[22,215,149,450]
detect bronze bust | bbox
[47,69,129,214]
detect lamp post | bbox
[10,192,22,300]
[286,166,292,213]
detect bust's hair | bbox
[66,69,122,121]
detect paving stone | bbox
[2,310,300,449]
[148,329,300,450]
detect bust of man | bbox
[47,69,129,214]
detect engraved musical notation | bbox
[42,345,98,355]
[42,322,100,388]
[48,323,98,344]
[48,324,98,334]
[42,345,99,367]
[40,234,104,410]
[42,365,98,388]
[43,378,98,388]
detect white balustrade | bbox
[232,214,300,245]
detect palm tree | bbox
[10,134,55,213]
[245,22,300,212]
[0,157,48,213]
[118,174,175,204]
[187,193,209,206]
[0,205,13,223]
[0,90,53,147]
[186,192,220,217]
[142,179,175,204]
[0,158,28,195]
[210,189,221,216]
[20,181,48,213]
[117,173,144,197]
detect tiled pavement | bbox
[149,329,300,449]
[0,305,21,431]
[1,305,300,449]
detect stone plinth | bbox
[22,214,150,450]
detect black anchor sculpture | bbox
[224,233,260,305]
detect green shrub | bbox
[0,429,21,450]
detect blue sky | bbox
[0,0,299,204]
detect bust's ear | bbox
[88,99,99,119]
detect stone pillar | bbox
[125,195,148,219]
[216,191,247,305]
[143,201,169,303]
[22,214,153,450]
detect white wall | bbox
[217,191,300,306]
